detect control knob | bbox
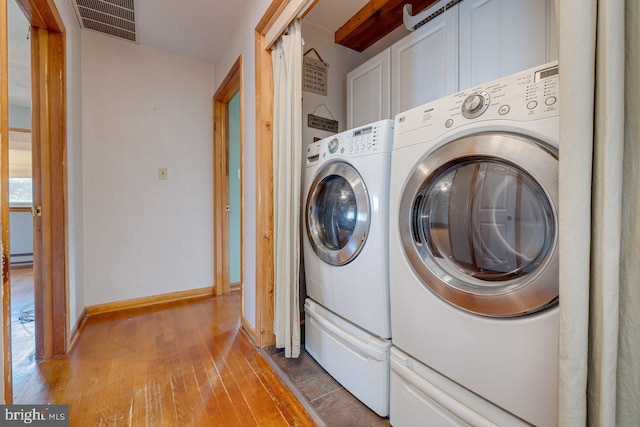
[461,91,490,119]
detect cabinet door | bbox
[346,48,390,129]
[391,3,459,117]
[459,0,555,90]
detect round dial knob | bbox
[328,138,339,154]
[464,95,482,111]
[461,91,490,119]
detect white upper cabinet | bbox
[391,3,459,117]
[458,0,557,90]
[346,48,391,129]
[345,0,557,126]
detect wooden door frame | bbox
[253,0,316,348]
[2,0,68,402]
[1,0,10,403]
[254,5,279,349]
[213,56,250,337]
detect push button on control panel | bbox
[498,105,511,115]
[545,96,557,106]
[527,100,538,110]
[445,119,454,128]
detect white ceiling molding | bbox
[72,0,139,43]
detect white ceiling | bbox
[135,0,253,64]
[7,0,367,109]
[8,0,31,108]
[304,0,368,33]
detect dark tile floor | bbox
[263,346,391,427]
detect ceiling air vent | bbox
[72,0,138,43]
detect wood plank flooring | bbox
[10,265,36,396]
[13,288,316,426]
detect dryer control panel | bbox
[394,62,559,147]
[306,119,394,165]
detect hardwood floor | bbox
[10,265,36,396]
[13,289,316,426]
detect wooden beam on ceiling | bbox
[335,0,438,52]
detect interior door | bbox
[228,92,241,287]
[472,163,519,274]
[213,56,243,298]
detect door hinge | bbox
[225,205,230,212]
[31,206,42,217]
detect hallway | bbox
[13,290,314,426]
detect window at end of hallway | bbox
[8,129,33,206]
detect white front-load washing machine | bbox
[389,63,559,427]
[303,119,393,417]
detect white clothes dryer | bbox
[303,119,394,416]
[389,63,559,427]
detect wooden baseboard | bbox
[9,264,34,269]
[242,315,259,345]
[68,308,88,351]
[230,282,241,292]
[86,286,214,317]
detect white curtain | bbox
[272,19,302,358]
[558,0,640,425]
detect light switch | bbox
[158,167,168,180]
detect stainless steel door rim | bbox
[307,161,371,266]
[399,132,559,317]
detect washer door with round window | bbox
[399,132,558,317]
[306,161,370,266]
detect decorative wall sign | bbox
[308,114,339,133]
[303,56,328,96]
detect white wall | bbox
[8,104,30,129]
[213,0,272,330]
[301,21,363,144]
[81,32,214,305]
[9,212,33,265]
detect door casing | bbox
[2,0,68,403]
[253,0,317,348]
[213,56,249,337]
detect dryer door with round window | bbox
[399,132,559,317]
[306,161,370,266]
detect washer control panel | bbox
[306,119,394,164]
[394,62,559,146]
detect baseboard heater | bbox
[10,252,34,266]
